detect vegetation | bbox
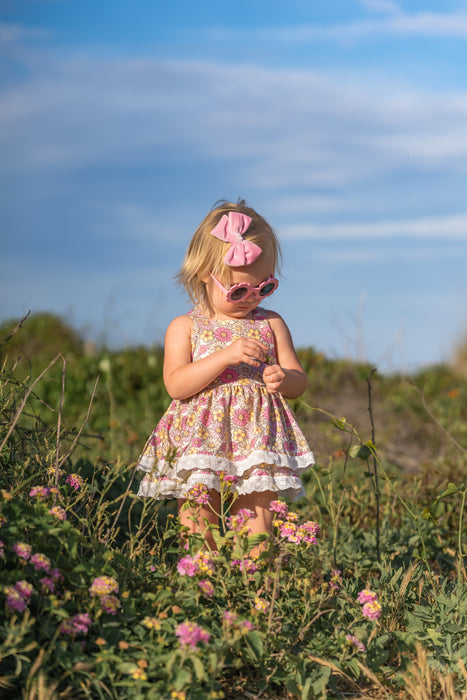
[1,313,467,699]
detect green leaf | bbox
[245,630,263,660]
[432,482,464,505]
[191,655,205,681]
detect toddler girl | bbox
[136,200,314,544]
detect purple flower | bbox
[362,600,382,620]
[12,542,32,561]
[177,556,198,577]
[269,500,289,518]
[60,613,92,637]
[4,587,27,612]
[231,558,258,574]
[198,579,214,598]
[185,484,212,505]
[66,473,84,490]
[49,505,67,521]
[357,589,378,605]
[29,486,52,500]
[89,576,119,597]
[14,580,33,600]
[346,634,366,653]
[30,553,51,572]
[99,595,121,615]
[175,621,210,650]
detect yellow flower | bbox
[95,637,106,646]
[142,616,162,630]
[131,668,147,681]
[118,640,129,650]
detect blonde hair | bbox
[177,199,282,306]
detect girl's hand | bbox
[263,364,286,394]
[223,337,269,367]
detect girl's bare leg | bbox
[229,490,275,555]
[177,489,221,551]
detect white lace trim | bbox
[137,472,306,502]
[136,449,315,476]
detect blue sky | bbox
[1,0,467,373]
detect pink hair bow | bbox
[210,212,262,266]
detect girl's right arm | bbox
[163,315,269,400]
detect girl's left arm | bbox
[263,312,307,398]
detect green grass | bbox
[1,314,467,699]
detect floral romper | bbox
[136,307,314,501]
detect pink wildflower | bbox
[0,540,4,557]
[185,483,212,505]
[175,621,210,650]
[89,576,119,598]
[362,600,382,620]
[30,553,51,572]
[231,558,258,574]
[177,556,197,577]
[222,610,238,625]
[40,576,56,593]
[99,594,121,615]
[329,569,343,590]
[12,542,32,561]
[66,473,84,490]
[14,580,33,600]
[29,486,51,500]
[226,508,255,536]
[198,579,214,598]
[60,613,92,637]
[222,610,254,633]
[346,634,366,653]
[269,500,289,518]
[357,589,378,605]
[4,586,27,612]
[49,505,67,521]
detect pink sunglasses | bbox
[210,273,279,303]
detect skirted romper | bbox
[136,307,315,501]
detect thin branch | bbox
[0,353,64,456]
[0,311,31,347]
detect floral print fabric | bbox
[136,308,314,501]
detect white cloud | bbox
[283,213,467,240]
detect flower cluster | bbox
[357,589,382,620]
[269,499,289,519]
[219,471,238,497]
[49,505,67,521]
[89,576,121,615]
[198,579,214,598]
[185,483,212,505]
[12,542,32,561]
[65,473,84,490]
[4,580,34,613]
[60,613,92,637]
[177,550,215,577]
[222,610,254,634]
[254,596,269,613]
[346,633,366,653]
[31,552,52,571]
[329,569,343,590]
[269,501,320,545]
[39,568,63,593]
[175,621,210,650]
[231,557,258,574]
[142,616,162,630]
[226,508,255,536]
[29,485,58,500]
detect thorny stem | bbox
[367,369,381,563]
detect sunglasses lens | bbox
[230,286,249,301]
[260,282,276,297]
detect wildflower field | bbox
[1,313,467,699]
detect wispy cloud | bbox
[283,213,467,240]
